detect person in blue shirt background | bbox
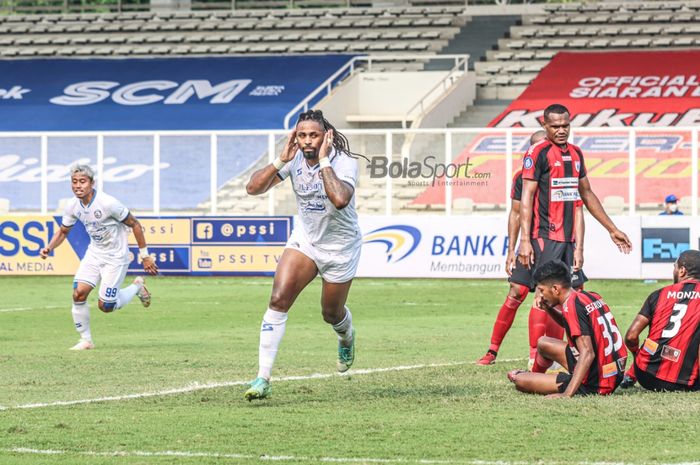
[660,194,683,215]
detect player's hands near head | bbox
[318,129,334,160]
[142,256,159,276]
[610,228,632,254]
[505,250,516,276]
[518,241,535,269]
[39,247,51,259]
[281,130,298,163]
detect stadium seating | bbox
[0,6,467,63]
[478,1,700,98]
[2,1,698,215]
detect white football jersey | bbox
[278,149,361,251]
[61,190,131,264]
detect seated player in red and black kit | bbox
[508,260,627,397]
[518,104,632,367]
[477,130,587,366]
[623,250,700,392]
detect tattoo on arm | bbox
[321,168,353,209]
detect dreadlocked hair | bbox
[297,109,369,161]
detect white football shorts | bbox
[285,228,361,284]
[73,250,129,303]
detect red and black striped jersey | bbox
[521,139,587,242]
[511,170,523,201]
[512,169,582,207]
[562,290,628,395]
[635,280,700,386]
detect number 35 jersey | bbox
[562,290,628,395]
[61,190,131,264]
[635,281,700,386]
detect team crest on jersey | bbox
[94,209,102,219]
[575,161,581,172]
[523,157,534,169]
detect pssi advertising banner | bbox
[0,216,291,276]
[0,56,354,130]
[2,214,693,280]
[414,50,700,207]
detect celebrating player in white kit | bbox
[244,109,362,400]
[40,164,159,350]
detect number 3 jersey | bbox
[635,280,700,386]
[61,190,131,264]
[562,290,628,394]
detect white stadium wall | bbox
[319,71,452,126]
[356,215,697,281]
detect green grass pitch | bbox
[1,276,699,465]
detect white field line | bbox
[0,358,526,411]
[402,302,448,306]
[3,448,700,465]
[0,301,221,313]
[0,447,459,464]
[0,305,64,313]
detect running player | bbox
[477,130,587,365]
[518,103,632,365]
[40,164,158,350]
[623,250,700,392]
[244,109,361,401]
[507,260,627,397]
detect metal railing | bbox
[283,54,471,130]
[1,126,697,217]
[400,54,469,129]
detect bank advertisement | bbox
[357,215,643,280]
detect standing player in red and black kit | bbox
[507,260,627,397]
[476,130,587,366]
[519,104,632,365]
[623,250,700,392]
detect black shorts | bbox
[555,346,597,396]
[634,363,700,392]
[510,238,588,291]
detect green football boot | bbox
[337,329,356,373]
[244,377,271,401]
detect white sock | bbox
[332,307,353,345]
[72,301,92,342]
[115,283,140,309]
[257,308,288,380]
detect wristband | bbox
[139,247,150,259]
[272,157,287,171]
[319,158,331,169]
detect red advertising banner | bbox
[415,51,699,207]
[491,50,700,128]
